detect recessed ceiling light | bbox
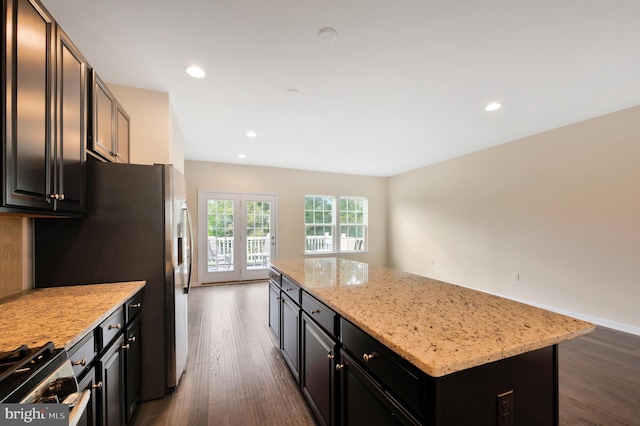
[485,102,502,111]
[286,89,300,96]
[186,66,205,78]
[318,27,337,43]
[246,131,257,138]
[238,154,247,159]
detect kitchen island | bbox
[269,258,594,425]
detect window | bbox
[305,195,367,253]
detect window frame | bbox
[304,195,368,254]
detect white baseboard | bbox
[504,295,640,337]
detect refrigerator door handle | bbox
[184,203,194,294]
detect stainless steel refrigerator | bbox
[34,161,193,401]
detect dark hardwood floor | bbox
[133,282,315,426]
[134,282,640,426]
[559,325,640,425]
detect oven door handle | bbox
[65,389,91,426]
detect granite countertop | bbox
[0,281,145,353]
[270,258,595,377]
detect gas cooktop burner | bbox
[0,342,66,403]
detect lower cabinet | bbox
[68,290,143,426]
[76,367,99,426]
[280,293,300,382]
[301,313,338,426]
[338,350,419,425]
[268,282,281,341]
[125,315,142,423]
[99,334,125,426]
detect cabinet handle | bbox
[311,309,320,314]
[335,364,344,371]
[276,297,283,301]
[107,323,121,330]
[362,352,377,362]
[128,336,136,343]
[285,288,293,292]
[71,358,87,367]
[92,381,103,390]
[129,303,141,308]
[121,344,130,350]
[49,193,59,200]
[59,194,65,200]
[115,152,121,158]
[327,353,334,360]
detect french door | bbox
[198,191,276,283]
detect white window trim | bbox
[304,195,368,255]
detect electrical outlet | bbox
[497,390,514,425]
[512,272,519,281]
[430,259,434,266]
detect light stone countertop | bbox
[0,281,145,353]
[270,258,595,377]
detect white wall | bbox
[388,106,640,334]
[185,161,388,285]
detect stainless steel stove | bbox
[0,342,90,426]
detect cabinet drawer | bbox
[98,307,125,351]
[125,291,143,323]
[341,319,423,418]
[281,276,301,304]
[268,268,282,286]
[68,332,97,378]
[302,292,337,338]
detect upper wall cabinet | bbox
[89,71,130,163]
[2,0,87,214]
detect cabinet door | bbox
[100,335,125,426]
[125,316,142,423]
[76,367,98,426]
[281,294,300,382]
[338,350,419,426]
[3,0,55,209]
[302,313,337,426]
[268,282,281,342]
[54,26,87,212]
[115,102,130,163]
[91,72,116,161]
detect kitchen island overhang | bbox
[269,257,594,425]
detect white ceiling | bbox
[41,0,640,177]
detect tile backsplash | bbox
[0,217,24,297]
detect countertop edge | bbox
[63,281,146,350]
[270,262,595,377]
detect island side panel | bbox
[435,345,558,426]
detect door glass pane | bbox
[246,200,271,270]
[207,199,234,272]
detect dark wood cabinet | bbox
[76,367,99,426]
[281,292,300,382]
[268,282,281,341]
[55,26,87,212]
[89,71,129,163]
[301,313,338,426]
[68,289,142,426]
[2,0,86,214]
[125,315,142,423]
[115,102,130,163]
[99,334,125,426]
[338,350,419,426]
